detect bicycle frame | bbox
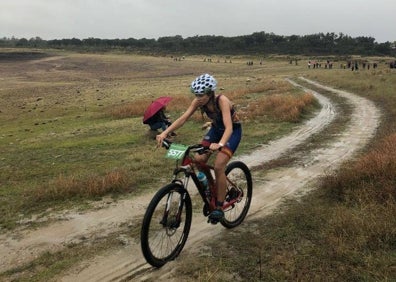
[169,144,241,214]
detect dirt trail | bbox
[0,78,380,281]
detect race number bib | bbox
[165,144,188,160]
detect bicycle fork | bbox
[160,189,187,229]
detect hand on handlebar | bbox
[209,143,223,151]
[156,132,167,148]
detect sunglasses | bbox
[195,93,206,97]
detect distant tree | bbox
[16,38,29,47]
[2,32,395,57]
[158,35,183,51]
[375,42,393,55]
[28,37,46,48]
[70,37,82,46]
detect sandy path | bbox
[0,78,380,281]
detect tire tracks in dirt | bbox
[0,78,380,281]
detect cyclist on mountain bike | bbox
[156,74,242,223]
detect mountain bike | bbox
[140,139,253,268]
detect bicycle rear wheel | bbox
[140,183,192,268]
[221,161,253,228]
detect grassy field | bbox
[0,49,313,231]
[0,49,395,280]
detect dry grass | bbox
[243,92,316,122]
[321,133,396,257]
[324,133,396,205]
[107,95,192,119]
[29,169,131,202]
[107,79,315,124]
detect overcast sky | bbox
[1,0,395,43]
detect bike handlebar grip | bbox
[162,139,171,149]
[193,145,210,155]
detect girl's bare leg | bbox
[213,152,230,204]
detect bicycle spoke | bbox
[221,161,252,228]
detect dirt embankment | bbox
[0,78,381,281]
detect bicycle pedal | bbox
[207,218,219,225]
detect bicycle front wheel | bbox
[221,161,253,228]
[140,183,192,268]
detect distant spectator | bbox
[144,107,172,132]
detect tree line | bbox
[1,32,395,56]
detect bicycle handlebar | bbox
[161,139,172,150]
[161,139,210,155]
